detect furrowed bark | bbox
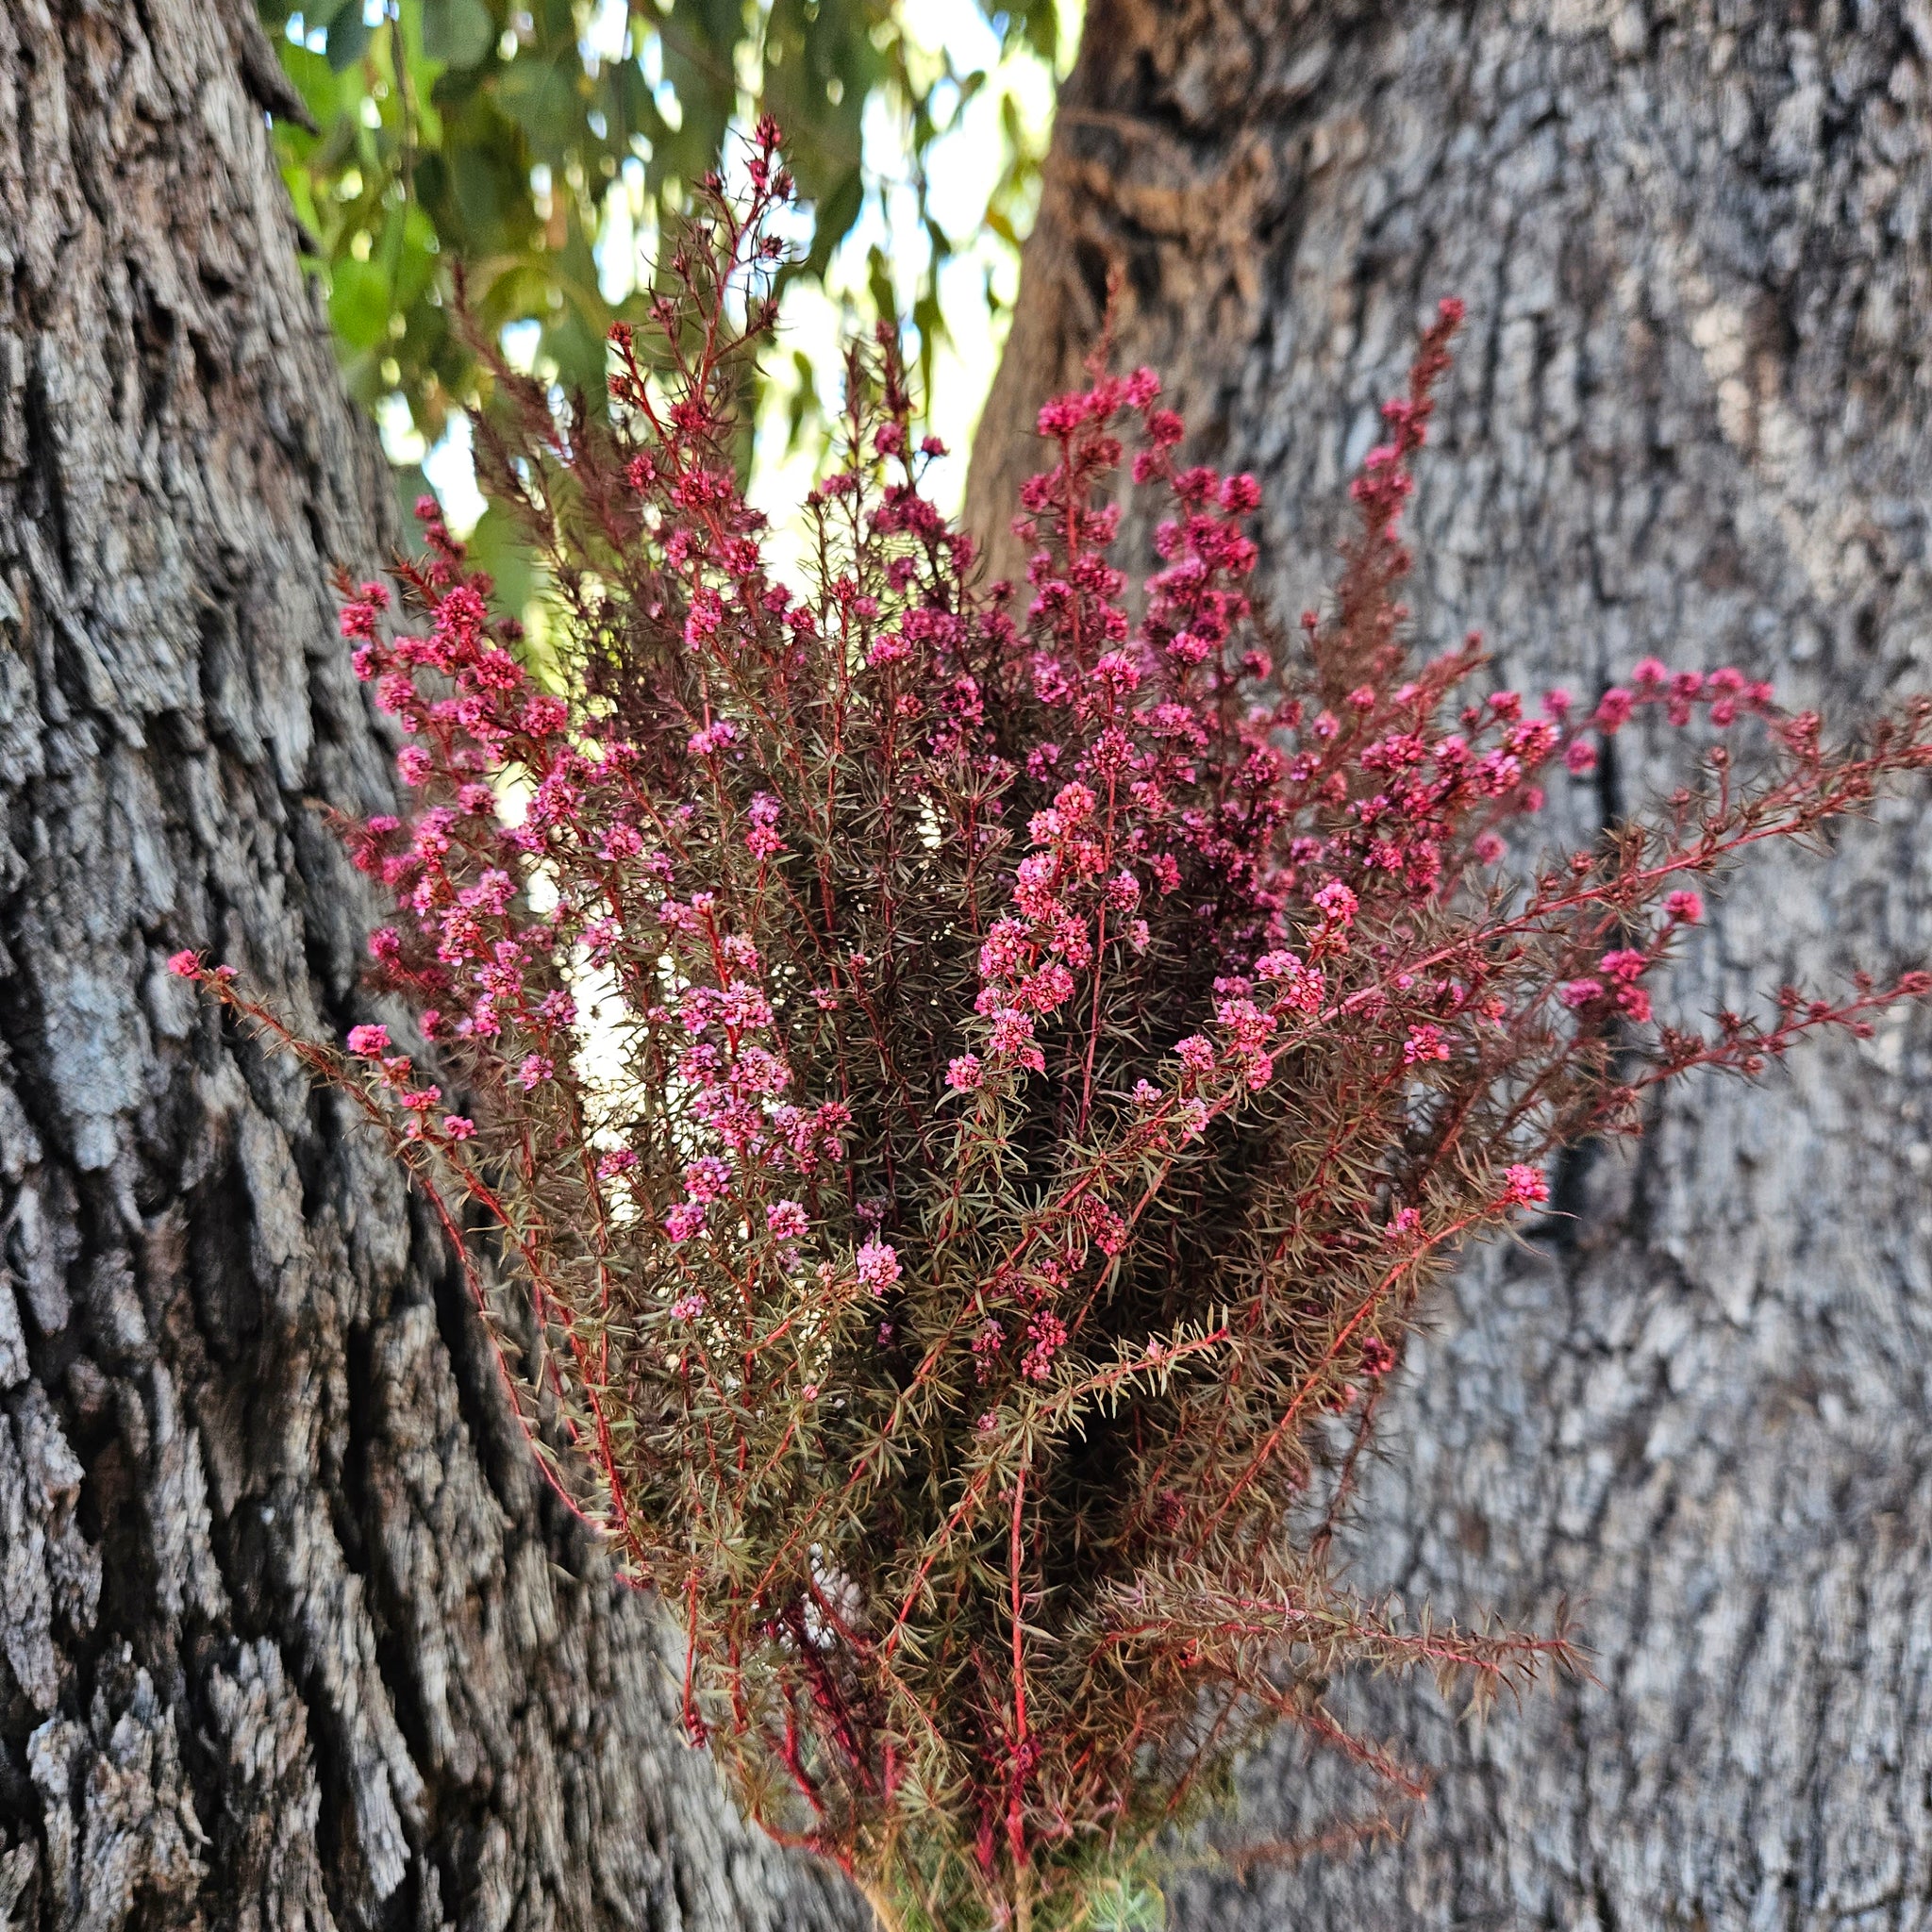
[0,4,863,1927]
[975,3,1932,1925]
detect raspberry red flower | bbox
[175,153,1932,1931]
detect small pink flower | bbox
[1080,1199,1128,1256]
[1053,780,1097,824]
[1665,889,1704,924]
[988,1009,1041,1068]
[856,1239,901,1294]
[1501,1164,1549,1208]
[339,600,380,641]
[665,1202,707,1243]
[671,1291,706,1320]
[166,950,199,978]
[1403,1024,1450,1065]
[441,1115,476,1141]
[1220,472,1260,513]
[684,1156,731,1202]
[347,1024,391,1058]
[766,1200,808,1241]
[1037,392,1091,438]
[946,1054,984,1091]
[1175,1035,1216,1077]
[1022,1312,1068,1382]
[1594,687,1634,731]
[518,1054,554,1090]
[1313,880,1357,927]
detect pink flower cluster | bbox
[167,139,1932,1926]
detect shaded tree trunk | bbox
[0,5,863,1928]
[974,2,1932,1925]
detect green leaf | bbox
[464,501,541,620]
[496,55,578,155]
[866,243,899,334]
[328,251,393,350]
[421,0,495,68]
[379,199,441,310]
[785,347,822,455]
[390,460,433,547]
[322,0,375,72]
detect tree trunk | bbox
[974,3,1932,1925]
[0,6,863,1928]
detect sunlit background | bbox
[733,0,1066,527]
[264,0,1073,583]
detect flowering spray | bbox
[176,128,1932,1929]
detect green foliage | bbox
[260,0,1058,457]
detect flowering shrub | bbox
[176,126,1932,1930]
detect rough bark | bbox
[0,6,864,1929]
[974,3,1932,1925]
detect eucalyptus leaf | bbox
[322,0,375,72]
[328,251,393,349]
[421,0,494,67]
[464,500,540,618]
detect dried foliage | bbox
[179,132,1932,1929]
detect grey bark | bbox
[0,5,863,1929]
[974,3,1932,1926]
